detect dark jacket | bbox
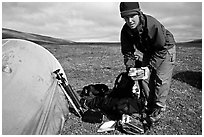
[120,14,176,70]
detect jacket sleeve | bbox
[120,26,136,70]
[146,23,168,70]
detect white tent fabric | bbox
[2,39,69,135]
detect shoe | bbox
[147,105,165,123]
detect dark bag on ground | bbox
[82,109,103,123]
[80,84,109,97]
[108,72,145,115]
[109,72,148,134]
[115,97,141,115]
[80,72,146,126]
[109,72,134,98]
[80,72,144,117]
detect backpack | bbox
[108,72,146,116]
[109,72,134,98]
[109,72,150,134]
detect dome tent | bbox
[2,39,70,135]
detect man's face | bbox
[124,14,139,29]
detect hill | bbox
[2,28,202,47]
[187,39,202,43]
[2,28,75,45]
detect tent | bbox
[2,39,70,135]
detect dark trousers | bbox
[142,45,176,108]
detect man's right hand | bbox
[128,67,149,80]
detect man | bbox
[119,2,176,123]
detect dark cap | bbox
[120,2,141,18]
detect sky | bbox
[2,1,202,42]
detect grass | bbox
[43,42,202,135]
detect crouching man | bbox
[119,2,176,123]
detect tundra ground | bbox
[44,42,202,135]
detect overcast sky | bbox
[2,2,202,42]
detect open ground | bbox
[42,42,202,135]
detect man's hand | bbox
[128,67,150,80]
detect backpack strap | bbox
[114,72,125,89]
